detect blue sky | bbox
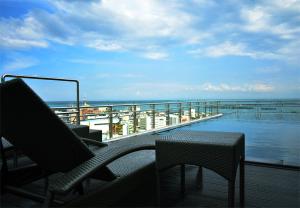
[1,0,300,101]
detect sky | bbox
[0,0,300,101]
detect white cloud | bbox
[142,51,169,60]
[68,59,101,65]
[125,82,275,97]
[0,0,206,56]
[95,73,144,79]
[248,83,274,92]
[267,0,300,12]
[189,41,279,59]
[0,37,48,49]
[3,56,39,71]
[276,39,300,65]
[86,39,123,51]
[240,2,300,40]
[0,16,48,49]
[189,41,285,61]
[1,0,299,66]
[256,66,281,74]
[190,41,255,58]
[241,6,270,33]
[200,82,274,92]
[93,81,276,100]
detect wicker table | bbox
[156,130,245,207]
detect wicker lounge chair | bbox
[0,78,158,206]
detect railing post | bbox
[108,106,113,139]
[151,104,155,129]
[76,81,80,125]
[204,102,207,116]
[133,105,137,133]
[178,103,182,123]
[166,103,170,126]
[197,102,200,118]
[189,102,192,121]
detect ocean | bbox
[169,113,300,166]
[47,99,300,166]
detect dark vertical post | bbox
[76,81,80,125]
[108,106,113,139]
[133,105,137,133]
[180,164,186,196]
[240,156,245,207]
[156,169,161,206]
[151,104,155,129]
[228,180,235,207]
[179,103,182,123]
[166,103,170,126]
[196,167,203,190]
[197,102,200,118]
[189,102,192,121]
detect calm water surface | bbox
[169,113,300,166]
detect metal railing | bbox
[1,74,81,124]
[48,99,300,141]
[50,101,220,140]
[2,74,299,167]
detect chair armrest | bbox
[48,136,157,195]
[48,147,125,195]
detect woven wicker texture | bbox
[49,135,159,194]
[1,137,14,150]
[156,130,245,180]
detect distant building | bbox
[139,115,166,130]
[191,109,196,118]
[120,117,134,136]
[181,115,190,123]
[169,114,179,125]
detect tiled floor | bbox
[1,155,299,207]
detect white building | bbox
[182,109,196,118]
[139,115,166,130]
[80,117,120,140]
[169,114,179,125]
[191,109,196,118]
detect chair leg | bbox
[156,170,161,207]
[77,183,84,195]
[228,180,235,207]
[43,191,54,208]
[180,164,185,196]
[196,166,203,190]
[44,176,49,194]
[13,151,18,168]
[240,157,245,207]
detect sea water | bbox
[47,100,300,166]
[172,113,300,166]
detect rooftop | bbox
[1,75,299,207]
[2,150,299,207]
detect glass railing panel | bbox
[169,103,181,126]
[79,105,111,140]
[51,100,300,167]
[169,100,300,166]
[180,102,189,123]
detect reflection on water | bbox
[171,113,300,166]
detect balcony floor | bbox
[121,164,300,207]
[1,152,299,208]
